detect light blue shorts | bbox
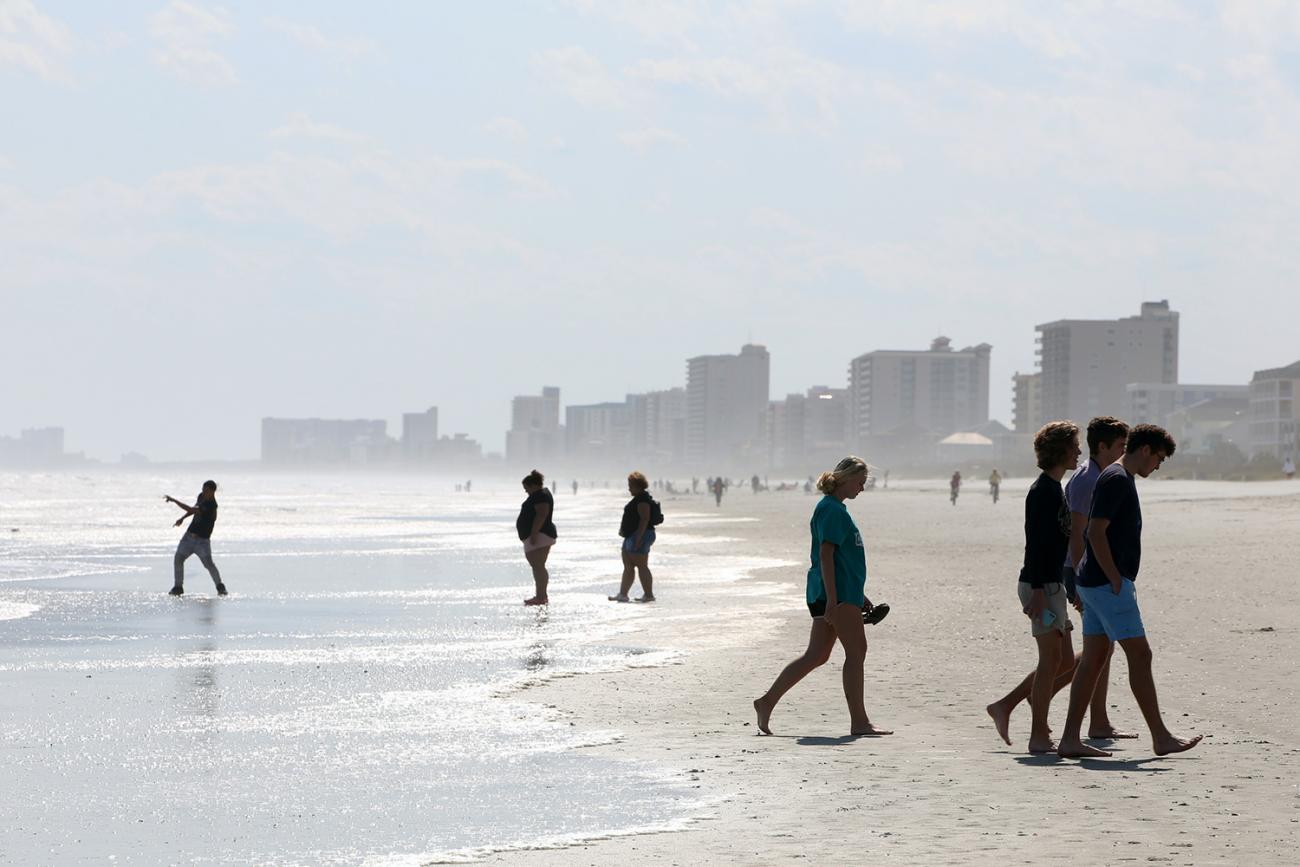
[1076,578,1146,641]
[621,529,655,555]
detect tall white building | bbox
[506,386,561,465]
[848,337,991,445]
[1035,301,1178,427]
[1248,360,1300,460]
[767,386,850,469]
[686,344,770,467]
[1011,372,1042,433]
[400,406,439,462]
[565,401,633,465]
[628,387,687,463]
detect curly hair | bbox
[1033,421,1079,471]
[816,456,869,494]
[1126,424,1177,457]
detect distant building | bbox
[627,387,687,463]
[565,401,633,465]
[506,386,561,466]
[431,433,482,464]
[768,386,850,469]
[401,407,439,462]
[1035,300,1178,428]
[848,337,991,447]
[1124,383,1248,427]
[686,344,770,467]
[1165,397,1250,458]
[1248,360,1300,460]
[261,418,392,464]
[0,426,68,467]
[1011,372,1042,433]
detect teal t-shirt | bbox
[806,495,867,607]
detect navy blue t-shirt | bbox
[188,498,218,539]
[1080,463,1142,586]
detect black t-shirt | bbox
[188,498,218,539]
[1018,473,1068,588]
[619,492,653,538]
[1080,463,1142,587]
[516,489,557,541]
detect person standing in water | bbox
[517,470,556,606]
[712,476,725,507]
[753,456,892,738]
[609,471,658,603]
[165,480,226,597]
[950,470,962,505]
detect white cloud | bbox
[271,112,373,146]
[533,45,625,108]
[484,116,528,143]
[149,1,236,85]
[617,126,685,152]
[0,0,73,80]
[264,16,375,61]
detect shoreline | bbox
[484,484,1300,865]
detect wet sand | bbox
[488,480,1300,865]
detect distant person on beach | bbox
[950,470,962,505]
[988,468,1002,504]
[985,422,1080,753]
[572,479,579,495]
[1285,456,1296,479]
[986,416,1135,747]
[752,474,761,494]
[753,456,892,738]
[165,480,226,597]
[609,471,660,603]
[517,470,556,606]
[1057,424,1202,759]
[712,476,725,507]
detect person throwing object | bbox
[165,480,226,597]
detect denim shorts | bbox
[621,529,655,555]
[1077,578,1146,641]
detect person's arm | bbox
[633,501,650,548]
[1068,512,1088,575]
[528,501,550,545]
[164,495,196,516]
[1087,518,1123,594]
[1022,487,1053,620]
[819,540,838,618]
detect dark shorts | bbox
[621,529,655,555]
[808,598,827,618]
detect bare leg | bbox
[1028,630,1065,752]
[1087,647,1138,738]
[634,554,654,601]
[1117,636,1202,755]
[1058,634,1114,757]
[988,637,1076,745]
[753,619,836,734]
[827,603,891,736]
[524,547,550,605]
[609,550,634,601]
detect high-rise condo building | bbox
[400,407,439,462]
[506,386,561,465]
[686,344,770,466]
[1248,360,1300,459]
[848,337,992,445]
[1011,372,1042,433]
[1035,300,1178,428]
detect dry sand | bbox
[484,479,1300,866]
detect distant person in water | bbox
[985,422,1079,753]
[517,470,557,606]
[712,476,725,507]
[753,456,892,738]
[988,468,1002,504]
[165,480,226,597]
[949,470,962,505]
[572,479,579,495]
[1285,456,1296,480]
[1057,424,1202,759]
[609,471,658,603]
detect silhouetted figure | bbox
[692,477,700,494]
[517,470,556,606]
[751,474,761,494]
[712,476,725,507]
[949,470,962,505]
[465,480,472,493]
[1285,456,1296,480]
[609,471,659,603]
[165,480,226,596]
[988,468,1002,504]
[572,479,579,495]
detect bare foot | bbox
[1153,733,1202,756]
[1088,725,1139,739]
[608,594,630,602]
[1058,738,1112,758]
[753,698,772,735]
[635,595,655,603]
[986,702,1012,746]
[523,596,548,606]
[1028,736,1058,754]
[851,723,893,736]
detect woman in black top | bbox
[986,421,1081,753]
[609,471,655,602]
[517,469,557,606]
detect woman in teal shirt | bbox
[754,456,892,737]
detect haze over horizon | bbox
[4,1,1299,462]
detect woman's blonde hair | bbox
[627,471,649,492]
[816,456,869,494]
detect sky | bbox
[3,0,1299,461]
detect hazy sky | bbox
[4,1,1299,461]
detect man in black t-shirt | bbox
[1057,426,1200,759]
[165,480,226,597]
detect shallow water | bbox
[0,473,737,865]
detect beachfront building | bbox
[1248,360,1300,460]
[400,407,439,463]
[767,386,851,470]
[627,387,687,464]
[1165,397,1250,458]
[686,344,770,467]
[1011,372,1042,434]
[506,386,561,466]
[0,426,69,467]
[565,401,634,466]
[1125,383,1248,427]
[261,417,393,464]
[848,337,992,452]
[1035,300,1178,429]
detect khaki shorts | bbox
[1017,581,1073,636]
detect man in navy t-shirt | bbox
[1057,425,1201,759]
